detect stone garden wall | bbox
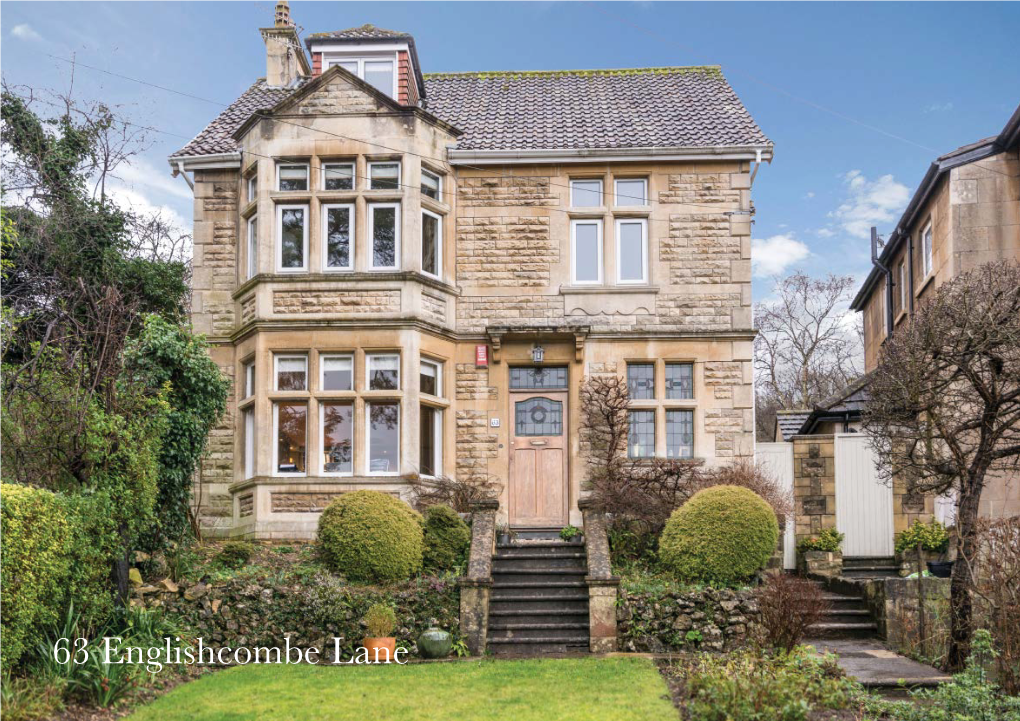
[617,587,761,653]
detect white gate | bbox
[756,442,796,569]
[835,434,894,557]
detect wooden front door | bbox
[509,392,568,526]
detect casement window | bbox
[320,355,353,391]
[627,363,655,400]
[275,355,307,391]
[571,219,603,285]
[421,209,442,279]
[369,162,401,191]
[246,174,257,203]
[666,410,694,459]
[419,405,442,477]
[277,164,309,192]
[322,163,354,191]
[898,260,908,311]
[246,215,258,280]
[616,218,648,284]
[321,403,354,475]
[242,408,255,479]
[420,359,442,397]
[570,179,602,207]
[367,353,400,390]
[615,178,648,206]
[922,222,933,277]
[243,361,256,399]
[421,170,441,201]
[276,205,308,272]
[369,203,400,270]
[274,402,307,475]
[326,58,396,98]
[367,402,400,474]
[628,410,655,459]
[665,363,694,400]
[321,203,354,271]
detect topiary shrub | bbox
[659,485,779,585]
[317,491,424,582]
[422,504,470,572]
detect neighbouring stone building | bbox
[171,3,772,539]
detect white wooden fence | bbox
[834,433,895,557]
[755,442,796,569]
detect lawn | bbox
[127,657,677,721]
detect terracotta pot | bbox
[363,637,396,663]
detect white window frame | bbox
[368,202,401,271]
[421,169,442,201]
[321,203,355,272]
[420,358,443,398]
[321,162,355,192]
[246,174,257,203]
[368,161,402,191]
[243,361,255,399]
[570,219,603,285]
[325,56,398,99]
[274,354,308,392]
[243,408,255,480]
[922,222,933,278]
[276,204,309,273]
[614,178,648,206]
[366,353,401,391]
[570,178,603,208]
[319,353,354,392]
[366,401,400,476]
[421,208,443,280]
[276,163,309,192]
[319,402,354,477]
[899,260,908,311]
[246,215,258,280]
[615,218,649,285]
[272,402,308,477]
[419,405,443,478]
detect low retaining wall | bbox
[828,575,950,650]
[617,587,760,653]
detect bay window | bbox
[246,215,258,279]
[421,209,441,279]
[419,405,442,477]
[321,355,353,391]
[275,355,307,391]
[369,162,400,190]
[322,163,354,191]
[367,402,400,474]
[322,203,354,271]
[274,403,307,474]
[421,170,441,200]
[277,205,308,272]
[277,164,308,192]
[321,403,353,475]
[369,203,400,269]
[420,359,441,397]
[367,354,399,390]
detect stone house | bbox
[170,3,772,539]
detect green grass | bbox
[127,657,676,721]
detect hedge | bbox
[422,504,470,572]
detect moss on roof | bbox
[423,66,722,80]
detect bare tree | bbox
[754,272,863,439]
[863,261,1020,671]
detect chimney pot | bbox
[275,0,292,28]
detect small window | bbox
[242,408,255,479]
[246,174,257,203]
[628,410,655,459]
[330,59,359,75]
[570,179,603,207]
[243,361,256,398]
[665,363,694,400]
[369,162,400,190]
[321,403,353,475]
[420,359,441,397]
[421,170,441,200]
[898,260,908,311]
[367,402,400,474]
[277,205,308,272]
[322,204,354,271]
[509,366,568,390]
[320,355,353,391]
[571,220,603,285]
[275,355,307,391]
[922,223,933,277]
[421,209,442,279]
[616,219,648,284]
[322,163,354,191]
[628,363,655,400]
[274,402,307,474]
[369,203,400,270]
[277,164,309,192]
[367,354,400,390]
[246,215,258,280]
[364,60,394,97]
[419,405,442,477]
[615,178,648,206]
[666,410,694,459]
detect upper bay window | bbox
[421,209,442,279]
[571,219,603,285]
[275,355,308,391]
[570,179,602,208]
[321,355,353,391]
[277,205,308,272]
[367,353,400,391]
[243,360,256,399]
[421,170,442,201]
[322,163,354,191]
[322,203,354,271]
[246,173,257,203]
[277,164,309,192]
[369,203,400,270]
[616,218,648,284]
[420,359,442,397]
[615,178,648,206]
[369,162,401,191]
[246,215,258,280]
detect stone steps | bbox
[843,557,899,579]
[806,582,879,640]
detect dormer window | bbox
[325,57,395,98]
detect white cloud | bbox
[804,191,815,199]
[830,170,910,239]
[111,156,193,202]
[11,24,42,42]
[924,102,954,114]
[751,234,810,278]
[816,228,835,238]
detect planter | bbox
[927,560,954,578]
[363,637,396,662]
[418,627,452,658]
[798,550,842,579]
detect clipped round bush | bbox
[317,491,424,582]
[217,541,256,569]
[422,504,470,572]
[659,485,779,585]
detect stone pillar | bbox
[459,498,498,656]
[578,498,620,653]
[792,435,837,545]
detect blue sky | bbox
[3,1,1018,300]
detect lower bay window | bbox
[419,405,442,477]
[321,403,353,475]
[242,407,255,479]
[274,403,307,474]
[367,402,400,475]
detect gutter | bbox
[171,160,195,191]
[447,144,774,166]
[167,152,243,173]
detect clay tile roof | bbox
[307,24,411,41]
[422,66,771,152]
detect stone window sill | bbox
[559,285,659,295]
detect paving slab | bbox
[808,638,952,690]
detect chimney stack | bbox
[261,0,310,88]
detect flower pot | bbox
[927,560,953,578]
[418,627,452,658]
[363,637,396,662]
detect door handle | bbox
[529,440,547,446]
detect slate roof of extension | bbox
[172,66,771,157]
[774,410,812,441]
